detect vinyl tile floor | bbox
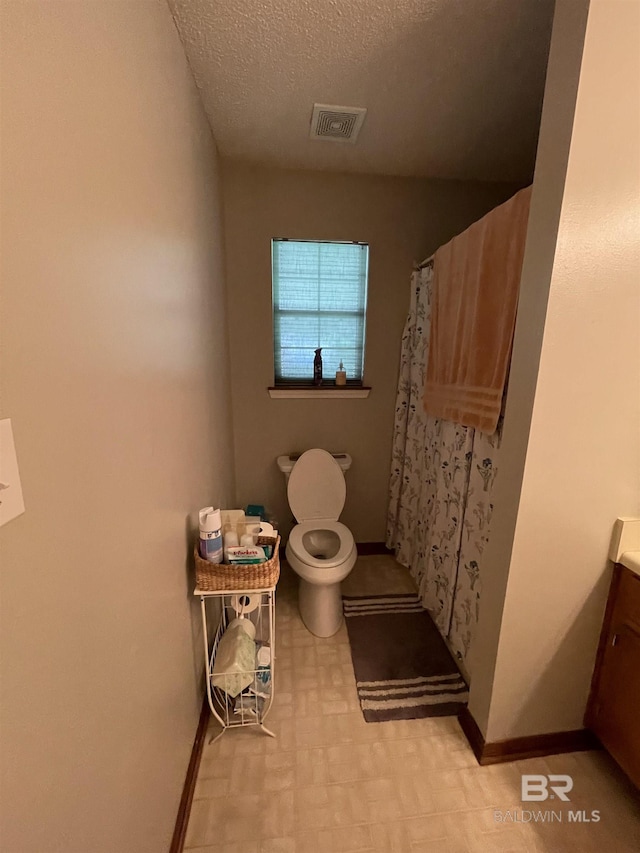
[185,558,640,853]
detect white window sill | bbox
[268,387,371,399]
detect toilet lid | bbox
[287,449,346,522]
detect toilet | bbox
[277,449,357,637]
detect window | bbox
[272,239,369,387]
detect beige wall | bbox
[222,162,517,541]
[0,3,234,852]
[469,0,640,741]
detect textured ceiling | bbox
[168,0,555,183]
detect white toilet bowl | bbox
[281,449,357,637]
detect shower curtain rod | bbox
[414,257,434,270]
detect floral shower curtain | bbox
[386,261,501,677]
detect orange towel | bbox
[423,185,532,434]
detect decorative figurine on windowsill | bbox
[313,348,323,386]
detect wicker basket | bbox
[195,535,280,592]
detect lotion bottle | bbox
[335,360,347,386]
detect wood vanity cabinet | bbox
[585,564,640,788]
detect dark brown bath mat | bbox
[343,593,468,723]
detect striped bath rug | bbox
[342,593,468,722]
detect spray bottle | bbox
[199,507,223,563]
[313,347,323,386]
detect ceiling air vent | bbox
[309,104,367,144]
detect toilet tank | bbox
[277,452,352,484]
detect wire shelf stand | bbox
[196,585,276,744]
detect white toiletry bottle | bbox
[199,507,223,563]
[225,530,239,549]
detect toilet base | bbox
[298,578,343,638]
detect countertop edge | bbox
[619,550,640,578]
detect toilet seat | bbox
[288,520,355,569]
[287,449,346,522]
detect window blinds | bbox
[272,239,369,383]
